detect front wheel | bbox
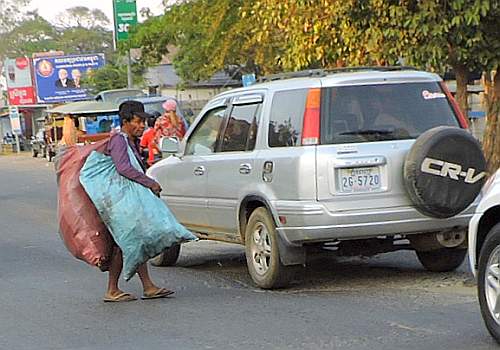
[415,247,466,272]
[245,207,291,289]
[150,244,181,267]
[478,223,500,344]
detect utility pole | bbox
[127,49,133,88]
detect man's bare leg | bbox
[137,263,173,297]
[104,248,136,301]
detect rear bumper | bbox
[273,200,475,244]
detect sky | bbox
[29,0,165,24]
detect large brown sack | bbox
[55,139,114,271]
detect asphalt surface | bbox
[0,154,497,350]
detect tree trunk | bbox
[454,64,469,118]
[482,70,500,173]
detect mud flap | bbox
[276,231,306,266]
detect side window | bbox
[268,89,308,147]
[185,107,226,156]
[220,103,261,152]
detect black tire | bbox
[478,223,500,344]
[404,126,487,218]
[150,244,181,267]
[32,149,38,158]
[46,151,53,162]
[244,207,291,289]
[415,247,466,272]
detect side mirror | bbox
[160,136,179,154]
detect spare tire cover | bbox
[403,126,487,218]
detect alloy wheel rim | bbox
[486,245,500,325]
[250,222,272,275]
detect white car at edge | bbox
[469,168,500,343]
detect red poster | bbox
[7,87,37,105]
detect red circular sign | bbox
[15,57,29,70]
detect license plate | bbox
[339,167,381,193]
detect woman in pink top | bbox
[154,99,186,146]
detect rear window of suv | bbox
[320,82,460,145]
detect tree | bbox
[53,6,109,30]
[85,62,128,93]
[1,6,114,59]
[0,14,58,60]
[477,2,500,172]
[130,0,259,81]
[0,0,31,33]
[483,71,500,173]
[54,7,113,57]
[394,0,495,116]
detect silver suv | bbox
[148,67,486,289]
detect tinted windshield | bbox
[320,82,459,144]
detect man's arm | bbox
[108,134,159,189]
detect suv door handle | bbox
[193,166,206,176]
[239,163,252,175]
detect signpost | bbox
[242,73,256,87]
[113,0,138,43]
[113,0,138,88]
[9,106,21,153]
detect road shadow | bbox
[172,241,474,293]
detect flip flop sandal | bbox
[141,288,175,300]
[103,292,138,303]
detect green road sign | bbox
[113,0,138,42]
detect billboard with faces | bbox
[33,53,105,103]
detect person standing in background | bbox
[140,114,161,167]
[154,100,186,148]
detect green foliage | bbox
[0,15,58,59]
[129,0,498,85]
[0,4,122,94]
[130,0,256,81]
[85,62,129,94]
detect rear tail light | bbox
[301,88,321,145]
[440,82,468,129]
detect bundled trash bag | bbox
[55,139,114,271]
[80,136,197,280]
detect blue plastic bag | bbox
[79,135,197,280]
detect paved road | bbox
[0,154,497,350]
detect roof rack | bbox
[256,66,418,83]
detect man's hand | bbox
[150,182,162,196]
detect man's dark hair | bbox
[118,100,146,126]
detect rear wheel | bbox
[415,247,466,272]
[478,223,500,344]
[32,148,38,157]
[150,244,181,267]
[245,207,291,289]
